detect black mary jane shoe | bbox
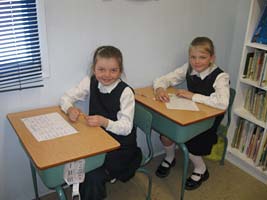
[185,169,209,190]
[155,159,176,178]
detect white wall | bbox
[0,0,250,199]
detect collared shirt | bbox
[60,76,135,136]
[153,63,230,110]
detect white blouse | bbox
[153,63,230,110]
[60,76,135,136]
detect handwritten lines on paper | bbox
[22,112,78,141]
[165,93,199,111]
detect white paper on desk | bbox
[165,94,199,111]
[21,112,78,142]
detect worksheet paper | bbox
[165,94,199,111]
[21,112,78,141]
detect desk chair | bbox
[134,103,153,200]
[216,88,236,165]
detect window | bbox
[0,0,47,92]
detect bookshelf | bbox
[227,0,267,184]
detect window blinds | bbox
[0,0,43,93]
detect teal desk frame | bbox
[138,103,214,200]
[30,153,105,200]
[135,87,224,200]
[7,106,120,200]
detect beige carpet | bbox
[40,152,267,200]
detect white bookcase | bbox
[227,0,267,184]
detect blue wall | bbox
[0,0,250,199]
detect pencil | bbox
[79,112,87,119]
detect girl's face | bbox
[94,57,122,86]
[189,46,215,73]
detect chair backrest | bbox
[134,103,153,166]
[226,88,236,128]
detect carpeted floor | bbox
[40,151,267,200]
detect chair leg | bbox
[220,136,228,165]
[55,186,67,200]
[137,168,152,200]
[30,161,40,200]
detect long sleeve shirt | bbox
[60,76,135,136]
[153,63,230,110]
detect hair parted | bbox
[92,45,124,72]
[189,37,215,56]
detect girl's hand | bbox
[85,115,108,128]
[67,107,81,122]
[176,89,194,100]
[155,87,170,102]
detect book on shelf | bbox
[243,122,256,154]
[249,50,261,80]
[232,117,266,167]
[251,4,267,45]
[238,120,248,152]
[259,135,267,170]
[261,96,267,121]
[243,87,267,122]
[246,126,259,158]
[259,53,267,87]
[255,132,267,166]
[231,118,244,148]
[244,87,253,110]
[243,50,267,86]
[243,52,254,78]
[254,52,265,82]
[256,91,265,121]
[252,128,264,161]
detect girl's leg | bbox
[188,153,206,181]
[155,135,176,178]
[161,136,176,167]
[185,153,209,190]
[80,166,111,200]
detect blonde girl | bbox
[153,37,229,190]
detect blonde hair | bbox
[189,37,215,56]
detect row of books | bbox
[244,87,267,122]
[242,50,267,87]
[231,118,267,170]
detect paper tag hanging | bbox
[64,159,85,185]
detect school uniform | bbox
[153,63,230,156]
[60,76,142,200]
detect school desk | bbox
[7,106,120,200]
[135,87,225,200]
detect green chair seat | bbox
[206,88,236,165]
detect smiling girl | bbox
[153,37,230,190]
[60,46,141,200]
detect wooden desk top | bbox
[7,106,120,170]
[135,87,225,126]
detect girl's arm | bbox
[60,76,90,113]
[192,73,230,110]
[153,63,188,102]
[105,87,135,136]
[153,63,188,90]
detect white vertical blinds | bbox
[0,0,43,92]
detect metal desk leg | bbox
[179,143,189,200]
[55,186,67,200]
[30,162,40,200]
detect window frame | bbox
[37,0,49,78]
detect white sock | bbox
[189,153,206,181]
[161,143,176,167]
